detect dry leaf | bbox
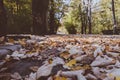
[116,76,120,80]
[54,76,67,80]
[30,66,39,72]
[11,72,22,79]
[8,38,14,43]
[66,59,76,67]
[60,52,70,59]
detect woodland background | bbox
[0,0,120,35]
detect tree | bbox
[87,0,92,34]
[32,0,49,35]
[65,0,93,34]
[4,0,32,34]
[49,0,55,34]
[48,0,65,34]
[63,0,80,34]
[49,0,60,34]
[0,0,7,37]
[79,0,88,34]
[111,0,117,34]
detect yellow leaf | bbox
[108,73,113,77]
[55,76,67,80]
[105,44,110,51]
[72,66,81,70]
[26,51,32,54]
[71,65,90,70]
[18,39,26,47]
[60,52,70,59]
[108,74,120,80]
[116,76,120,80]
[8,38,14,43]
[66,59,76,67]
[48,59,53,64]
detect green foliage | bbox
[63,0,80,34]
[3,0,120,34]
[63,0,120,34]
[91,0,120,34]
[65,23,77,34]
[64,14,77,34]
[48,0,64,34]
[92,0,120,33]
[63,13,78,34]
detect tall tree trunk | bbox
[80,0,88,34]
[88,0,92,34]
[85,3,88,34]
[81,14,84,34]
[49,0,56,34]
[32,0,49,35]
[84,13,87,34]
[79,3,84,34]
[112,0,117,34]
[0,0,7,37]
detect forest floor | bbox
[0,34,120,80]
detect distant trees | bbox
[64,0,93,34]
[0,0,120,35]
[63,0,79,34]
[48,0,62,34]
[111,0,117,34]
[49,0,56,34]
[87,0,92,34]
[5,0,32,34]
[63,0,120,34]
[0,0,7,37]
[79,0,92,34]
[79,0,87,34]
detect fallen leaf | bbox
[8,38,14,43]
[116,76,120,80]
[60,51,70,59]
[66,59,76,67]
[11,72,22,79]
[54,76,67,80]
[30,66,39,72]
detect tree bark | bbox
[0,0,7,37]
[88,0,92,34]
[49,0,56,34]
[80,1,88,34]
[79,3,84,34]
[32,0,49,35]
[112,0,117,34]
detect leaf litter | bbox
[0,35,120,80]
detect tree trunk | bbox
[79,3,84,34]
[32,0,49,35]
[0,0,7,37]
[84,13,87,34]
[88,0,92,34]
[49,0,56,34]
[80,1,88,34]
[112,0,117,34]
[84,5,88,34]
[81,14,84,34]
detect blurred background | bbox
[0,0,120,35]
